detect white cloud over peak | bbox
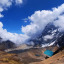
[43,35,53,41]
[22,3,64,39]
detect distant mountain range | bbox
[0,22,64,51]
[0,38,16,50]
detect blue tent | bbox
[44,50,54,57]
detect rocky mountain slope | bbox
[0,38,16,51]
[29,23,63,47]
[0,23,64,64]
[0,46,64,64]
[30,47,64,64]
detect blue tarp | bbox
[44,50,54,57]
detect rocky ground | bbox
[30,47,64,64]
[0,46,64,64]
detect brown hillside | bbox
[30,49,64,64]
[0,47,64,64]
[0,51,23,64]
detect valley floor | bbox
[0,47,64,64]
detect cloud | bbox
[0,0,12,8]
[24,21,27,23]
[0,13,4,18]
[22,18,29,23]
[43,35,53,41]
[0,0,23,18]
[0,7,3,12]
[0,22,3,28]
[53,15,64,32]
[15,0,23,4]
[0,3,64,45]
[22,3,64,39]
[0,0,29,45]
[0,0,23,8]
[0,22,29,44]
